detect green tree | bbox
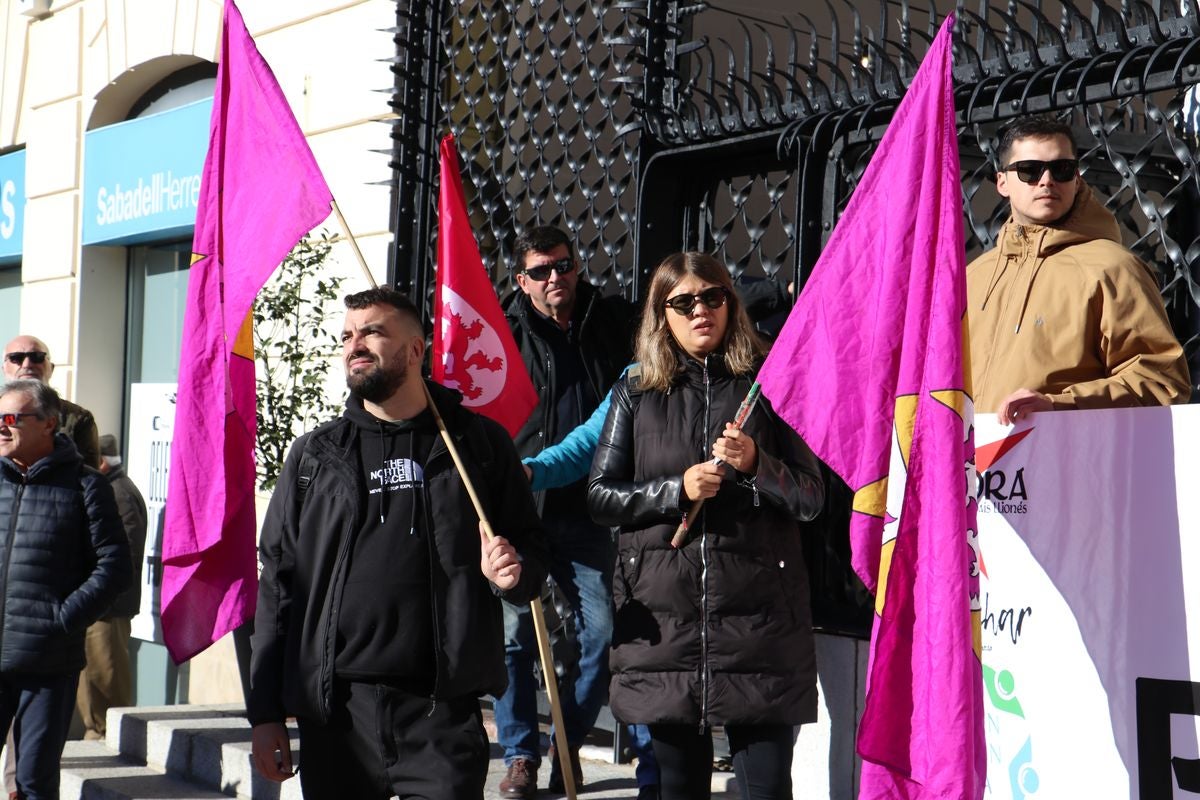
[253,233,345,491]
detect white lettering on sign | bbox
[94,171,203,226]
[0,180,14,240]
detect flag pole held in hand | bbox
[671,381,762,549]
[420,381,578,800]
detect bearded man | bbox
[248,287,548,799]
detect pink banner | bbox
[757,15,984,799]
[162,0,332,664]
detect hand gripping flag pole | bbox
[420,381,578,800]
[670,381,762,548]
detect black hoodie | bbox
[248,383,550,726]
[334,401,440,684]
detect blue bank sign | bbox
[83,98,212,246]
[0,148,25,263]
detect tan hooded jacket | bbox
[967,183,1190,412]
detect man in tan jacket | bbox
[967,116,1191,423]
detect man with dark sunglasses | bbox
[497,226,634,797]
[2,336,100,469]
[967,116,1189,423]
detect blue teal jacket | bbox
[523,365,631,491]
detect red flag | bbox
[432,135,536,436]
[162,0,332,664]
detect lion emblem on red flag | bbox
[436,286,509,406]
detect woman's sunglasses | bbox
[1002,159,1078,185]
[664,287,730,315]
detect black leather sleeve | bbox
[751,402,825,522]
[481,418,549,605]
[587,378,685,527]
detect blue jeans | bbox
[0,672,78,800]
[629,723,659,787]
[494,514,613,765]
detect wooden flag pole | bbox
[331,199,378,289]
[420,381,578,800]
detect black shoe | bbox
[499,757,538,799]
[547,743,583,793]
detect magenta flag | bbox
[431,135,538,436]
[162,0,332,664]
[757,16,984,799]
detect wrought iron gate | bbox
[384,0,1200,632]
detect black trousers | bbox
[649,723,797,800]
[0,672,78,800]
[297,681,489,799]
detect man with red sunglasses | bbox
[967,116,1190,423]
[0,380,128,800]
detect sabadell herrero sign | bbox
[82,98,212,247]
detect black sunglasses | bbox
[1003,159,1079,185]
[521,257,575,282]
[4,351,48,366]
[664,286,730,315]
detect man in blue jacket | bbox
[0,379,129,800]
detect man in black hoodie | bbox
[249,287,548,799]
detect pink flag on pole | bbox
[431,135,537,436]
[162,0,332,664]
[757,15,984,799]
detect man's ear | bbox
[995,171,1010,199]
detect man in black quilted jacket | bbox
[0,380,129,800]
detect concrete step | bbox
[60,740,228,800]
[83,703,739,799]
[105,705,300,800]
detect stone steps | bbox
[59,705,300,800]
[60,739,228,800]
[57,703,739,799]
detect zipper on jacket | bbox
[421,479,444,718]
[738,476,760,507]
[0,480,25,658]
[319,513,357,720]
[699,357,711,733]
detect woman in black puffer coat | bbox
[588,252,825,800]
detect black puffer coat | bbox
[0,434,130,674]
[588,355,824,727]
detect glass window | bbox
[125,240,192,385]
[0,267,20,345]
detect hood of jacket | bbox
[0,432,84,484]
[976,184,1118,315]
